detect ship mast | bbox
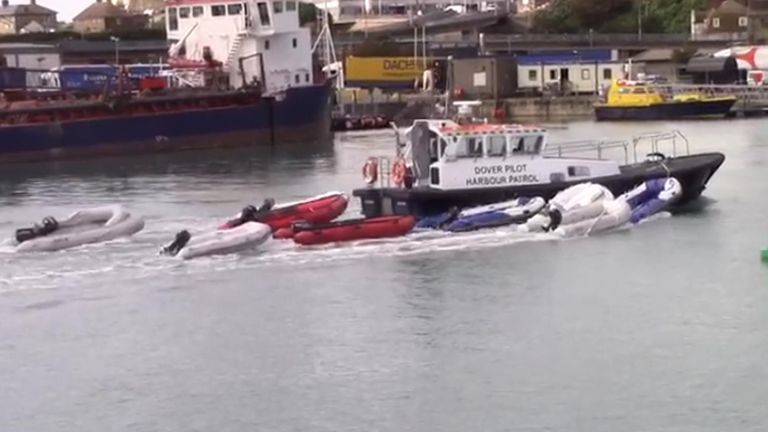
[311,0,344,89]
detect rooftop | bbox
[0,1,57,17]
[74,0,136,21]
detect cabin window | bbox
[292,37,297,48]
[295,74,300,84]
[550,172,566,182]
[192,6,204,16]
[568,166,590,177]
[602,68,612,80]
[456,136,483,158]
[739,16,748,27]
[581,68,590,80]
[521,135,543,154]
[286,0,297,11]
[549,69,557,80]
[257,2,271,25]
[168,7,178,30]
[487,135,506,157]
[305,72,310,82]
[713,17,720,28]
[179,7,190,18]
[211,5,226,16]
[618,87,631,94]
[228,4,243,14]
[274,1,284,13]
[264,39,270,50]
[528,69,537,81]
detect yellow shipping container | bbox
[345,57,429,85]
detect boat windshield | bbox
[508,135,543,155]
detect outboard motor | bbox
[160,230,191,256]
[545,209,563,232]
[15,216,58,244]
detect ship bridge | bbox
[165,0,313,92]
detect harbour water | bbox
[2,119,768,431]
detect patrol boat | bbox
[352,119,724,218]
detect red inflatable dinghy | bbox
[221,192,348,231]
[293,216,416,246]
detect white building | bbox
[308,0,510,22]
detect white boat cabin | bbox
[404,121,621,190]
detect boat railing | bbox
[544,139,630,163]
[631,130,689,161]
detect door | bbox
[560,67,570,92]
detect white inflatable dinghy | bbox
[522,183,613,233]
[552,198,631,238]
[12,205,145,253]
[161,221,271,260]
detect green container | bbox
[762,248,768,262]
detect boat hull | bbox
[594,98,736,121]
[292,216,415,245]
[353,153,725,218]
[0,84,332,164]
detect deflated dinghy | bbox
[12,205,145,252]
[522,183,614,233]
[620,177,683,223]
[446,197,546,232]
[161,222,271,260]
[549,198,631,238]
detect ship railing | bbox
[631,130,689,161]
[544,139,630,163]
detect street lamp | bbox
[110,36,120,65]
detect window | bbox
[581,68,590,80]
[168,7,178,30]
[521,135,542,154]
[528,69,537,81]
[192,6,204,17]
[739,16,748,27]
[228,3,243,14]
[286,0,297,11]
[487,136,506,157]
[631,87,647,94]
[456,136,483,158]
[264,39,270,50]
[549,69,557,80]
[274,1,283,13]
[713,17,720,28]
[257,2,271,25]
[211,5,226,16]
[305,73,310,82]
[292,37,297,48]
[602,68,612,80]
[179,7,190,18]
[295,74,301,84]
[567,166,590,177]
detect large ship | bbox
[0,0,332,164]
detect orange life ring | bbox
[391,158,407,186]
[363,157,378,185]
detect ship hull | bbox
[0,84,332,164]
[353,153,725,218]
[594,98,736,121]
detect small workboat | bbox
[620,177,683,223]
[12,205,144,253]
[161,222,271,260]
[220,192,348,231]
[292,216,416,246]
[445,197,546,232]
[594,79,736,121]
